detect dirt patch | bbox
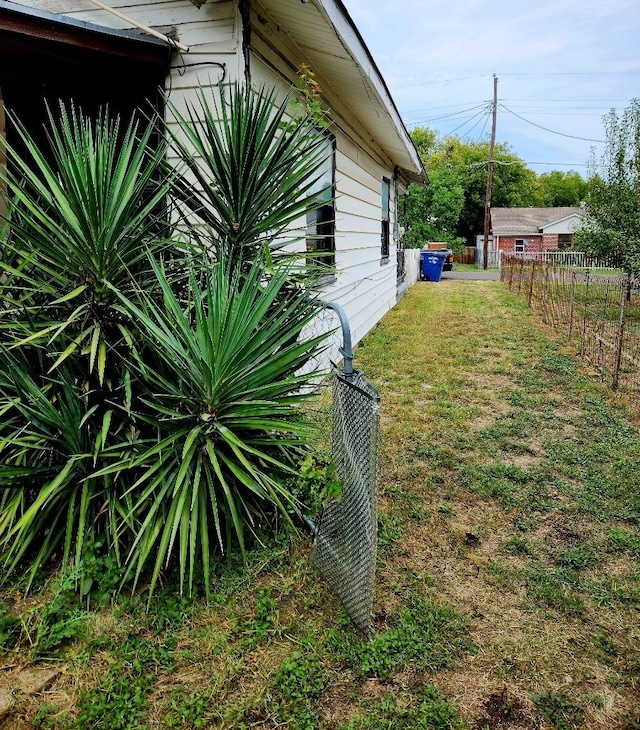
[472,687,541,729]
[0,666,60,724]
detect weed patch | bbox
[333,599,469,680]
[268,650,326,729]
[532,689,585,729]
[343,685,466,730]
[0,569,89,661]
[72,634,180,729]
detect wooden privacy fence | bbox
[501,254,640,408]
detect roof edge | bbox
[0,0,170,55]
[313,0,427,185]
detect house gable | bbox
[541,212,584,234]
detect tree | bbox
[536,170,588,207]
[407,128,538,247]
[432,137,538,245]
[404,166,465,249]
[575,99,640,274]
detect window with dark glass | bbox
[557,233,573,250]
[306,132,335,269]
[381,177,390,259]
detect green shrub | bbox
[0,83,332,599]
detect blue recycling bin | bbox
[420,249,448,282]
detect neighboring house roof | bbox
[491,207,585,236]
[254,0,427,186]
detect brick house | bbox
[490,207,585,253]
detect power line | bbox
[397,74,492,89]
[406,103,489,126]
[499,103,605,143]
[396,70,640,89]
[448,106,493,137]
[500,71,640,77]
[403,100,490,114]
[525,161,589,167]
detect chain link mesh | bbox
[311,369,380,635]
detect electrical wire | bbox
[524,161,588,167]
[406,103,489,126]
[499,103,605,143]
[457,105,493,139]
[446,108,488,136]
[396,70,639,90]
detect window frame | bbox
[381,176,390,261]
[305,129,336,271]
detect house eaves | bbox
[255,0,427,186]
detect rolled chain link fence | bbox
[305,302,380,635]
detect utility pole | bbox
[482,74,498,270]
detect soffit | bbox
[256,0,427,185]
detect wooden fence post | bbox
[568,269,577,340]
[613,277,630,391]
[542,264,550,324]
[527,260,536,307]
[580,270,590,358]
[517,258,525,295]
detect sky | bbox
[342,0,640,177]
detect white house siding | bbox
[247,10,399,349]
[25,0,240,101]
[542,214,583,235]
[21,0,405,352]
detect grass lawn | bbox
[1,279,640,729]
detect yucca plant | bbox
[0,84,333,597]
[0,102,176,590]
[166,82,331,272]
[0,102,176,384]
[0,347,134,590]
[100,254,327,597]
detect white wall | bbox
[404,248,421,286]
[247,13,401,351]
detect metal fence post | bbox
[318,300,354,381]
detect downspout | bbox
[238,0,251,85]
